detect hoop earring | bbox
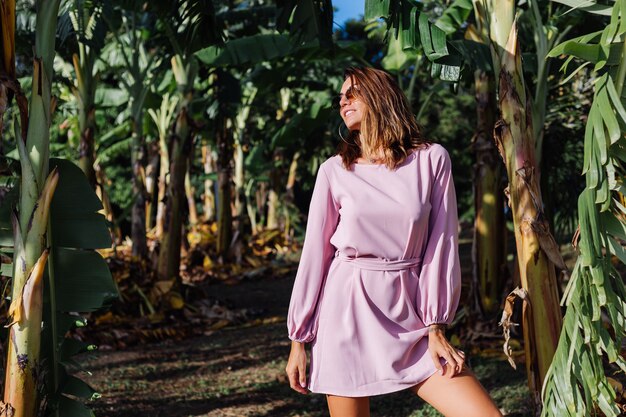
[338,125,355,146]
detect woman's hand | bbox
[427,324,465,377]
[286,341,309,394]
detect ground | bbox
[77,272,533,417]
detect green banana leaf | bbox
[41,158,117,416]
[434,0,473,35]
[551,0,613,16]
[364,0,462,81]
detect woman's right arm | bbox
[286,162,339,343]
[285,162,340,393]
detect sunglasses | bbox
[332,85,360,109]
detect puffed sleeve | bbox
[417,147,462,327]
[287,162,340,343]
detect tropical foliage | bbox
[541,1,626,415]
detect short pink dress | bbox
[286,142,462,397]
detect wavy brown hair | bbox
[337,66,431,170]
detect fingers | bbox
[286,366,308,394]
[442,351,458,377]
[298,362,308,390]
[430,346,467,378]
[430,351,443,375]
[450,349,465,376]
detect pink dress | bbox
[286,142,462,397]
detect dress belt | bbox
[334,251,422,271]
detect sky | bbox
[332,0,365,27]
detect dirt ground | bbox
[77,272,533,417]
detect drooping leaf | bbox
[434,0,472,35]
[61,375,99,400]
[551,0,613,15]
[196,34,294,66]
[276,0,334,48]
[49,158,111,250]
[52,247,117,312]
[364,0,462,81]
[56,396,95,417]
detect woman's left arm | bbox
[416,146,463,376]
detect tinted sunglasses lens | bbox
[332,86,358,109]
[345,86,354,100]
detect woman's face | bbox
[338,77,366,131]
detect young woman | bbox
[285,66,502,417]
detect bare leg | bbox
[409,364,503,417]
[326,394,370,417]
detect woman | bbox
[285,66,502,417]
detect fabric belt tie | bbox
[334,251,422,271]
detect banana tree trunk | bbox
[215,69,233,261]
[202,144,215,222]
[493,21,564,400]
[145,141,159,231]
[472,70,505,316]
[232,86,256,237]
[77,104,96,187]
[95,162,118,243]
[4,1,61,416]
[73,48,97,188]
[157,109,190,283]
[155,131,170,238]
[233,137,245,231]
[130,109,147,258]
[245,178,258,235]
[283,151,300,242]
[266,150,280,230]
[185,157,198,227]
[216,112,232,260]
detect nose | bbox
[339,92,350,107]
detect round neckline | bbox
[352,149,418,168]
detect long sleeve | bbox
[287,163,340,343]
[417,147,462,327]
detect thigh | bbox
[409,364,502,417]
[326,394,370,417]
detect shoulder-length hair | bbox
[337,66,431,170]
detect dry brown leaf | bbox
[209,319,231,330]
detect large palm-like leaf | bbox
[541,1,626,416]
[365,0,462,81]
[276,0,334,49]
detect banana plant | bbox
[2,2,62,414]
[233,83,257,234]
[102,2,160,258]
[150,0,218,288]
[0,1,116,416]
[464,13,505,318]
[487,9,565,406]
[64,0,107,188]
[147,92,179,238]
[541,1,626,415]
[155,54,195,292]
